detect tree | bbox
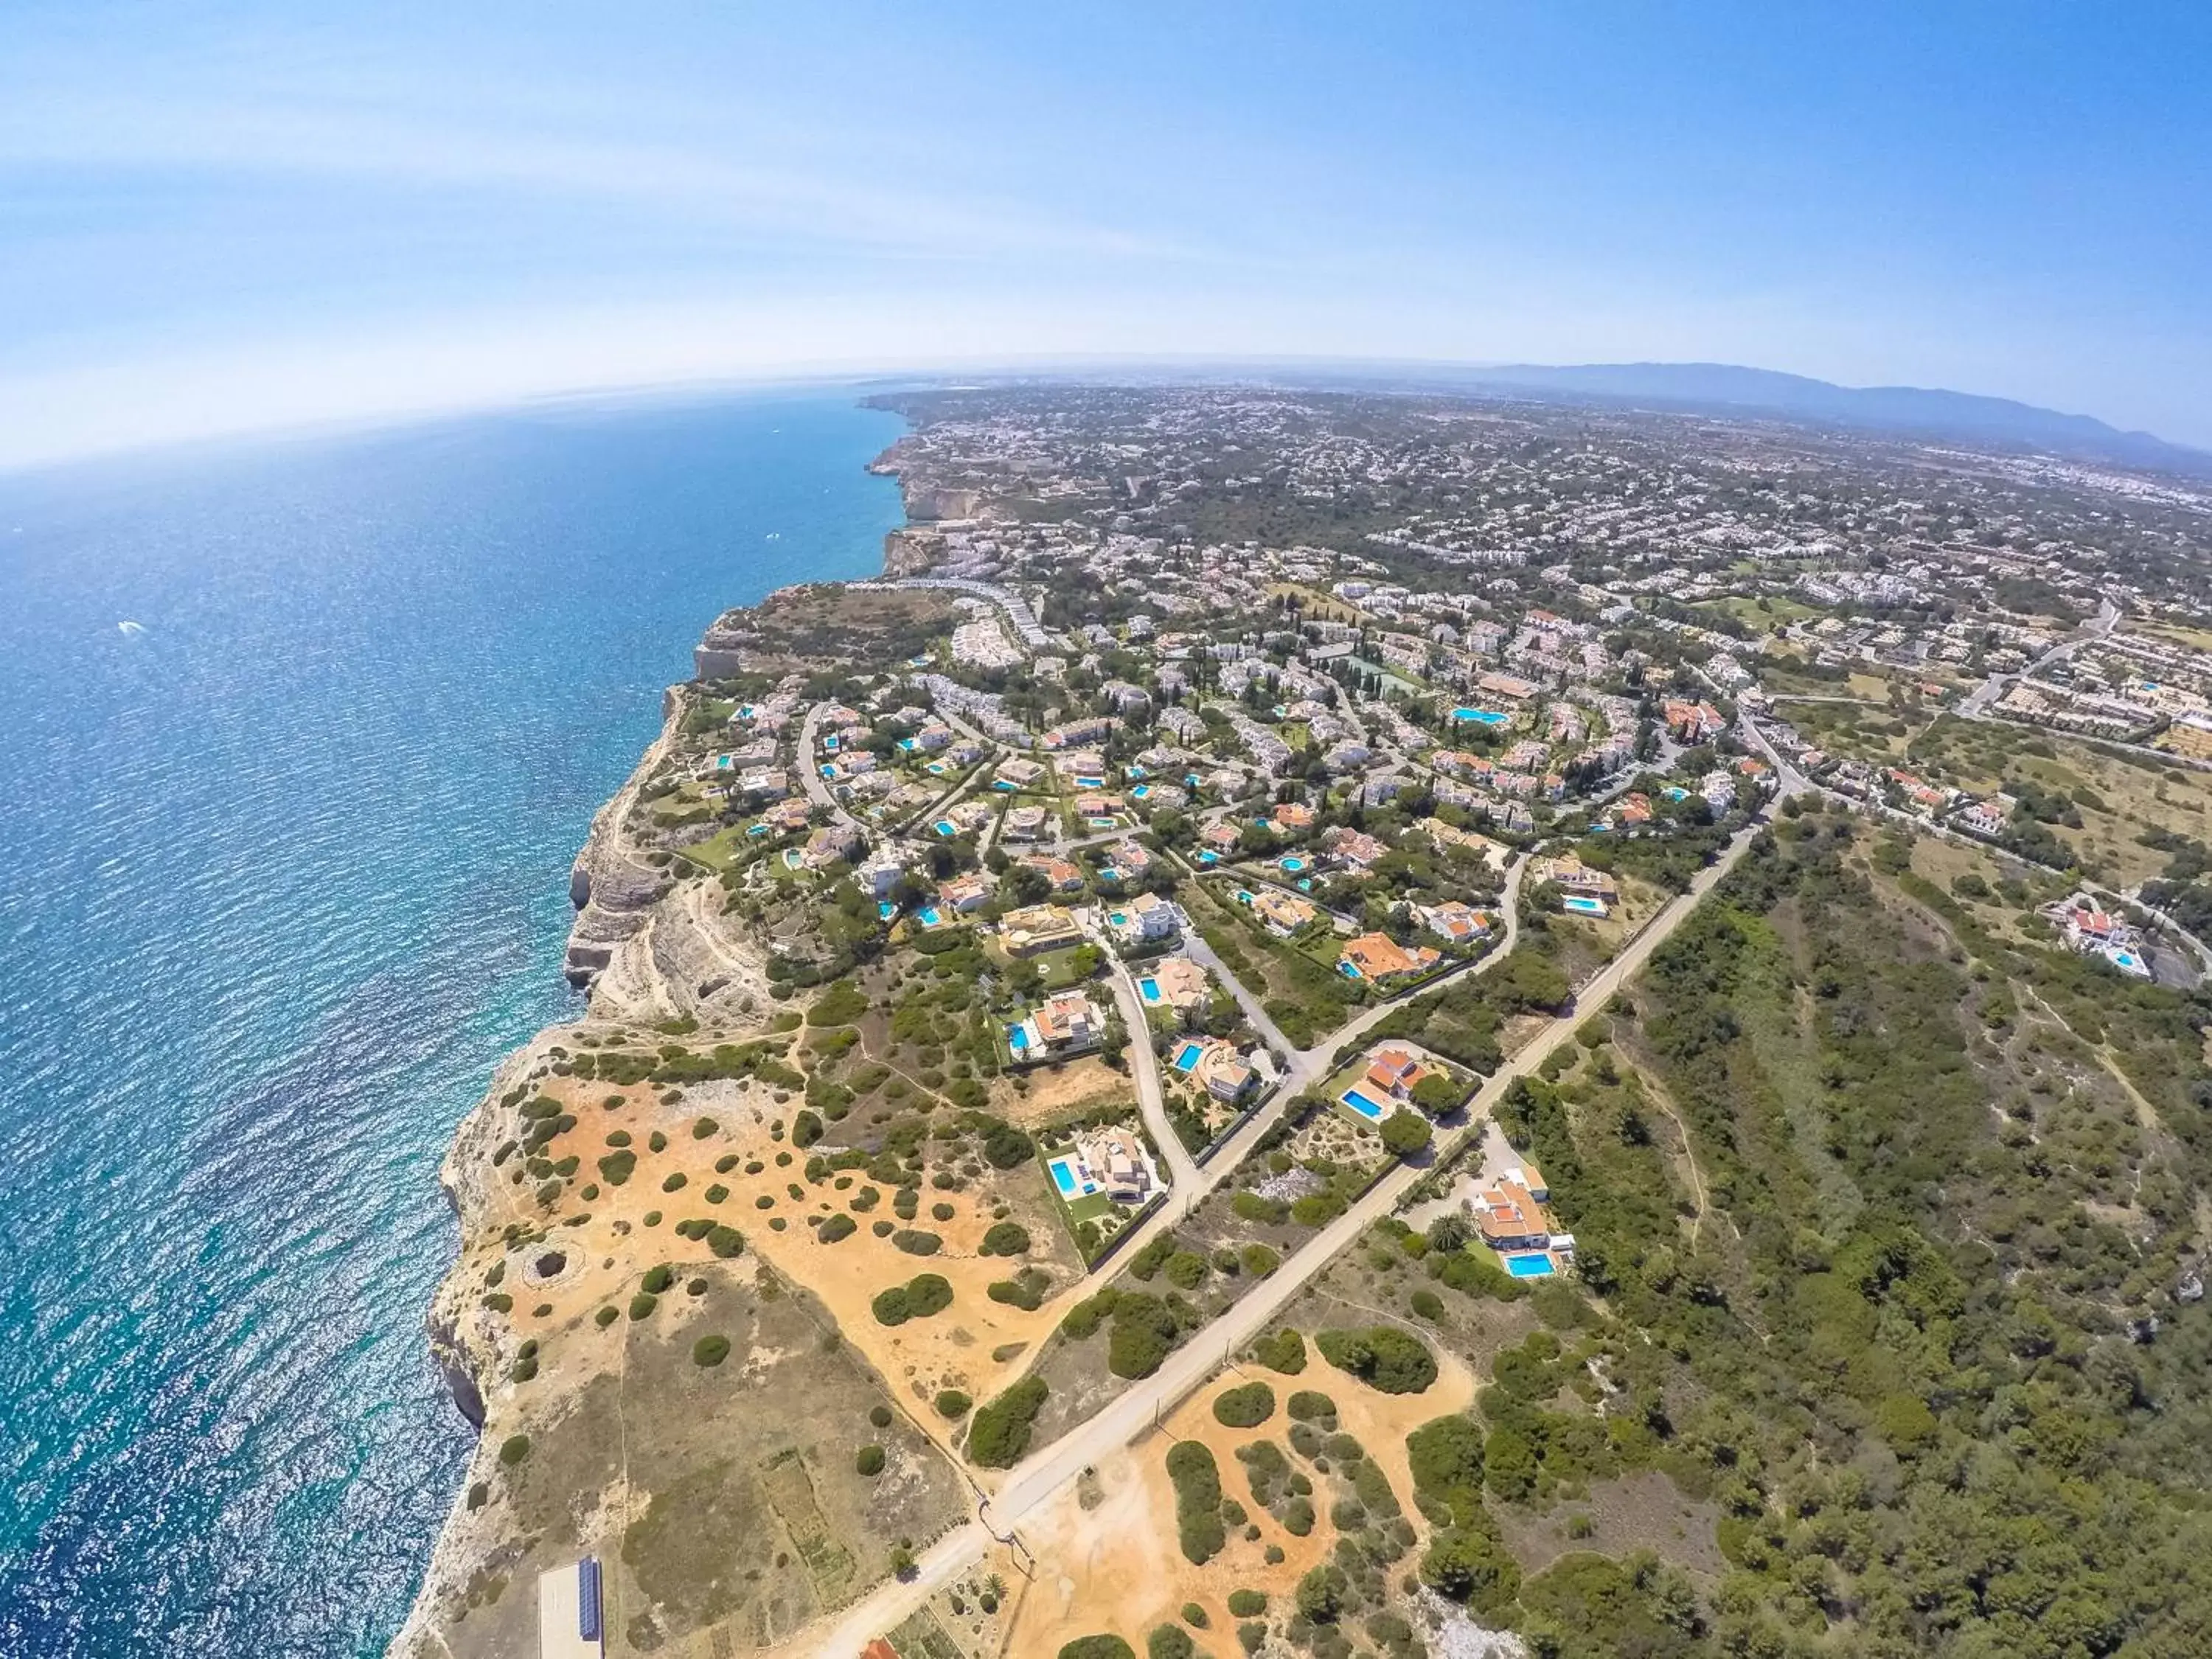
[1379,1110,1434,1158]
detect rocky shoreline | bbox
[390,439,931,1658]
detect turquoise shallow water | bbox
[0,392,904,1655]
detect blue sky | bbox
[3,1,2208,465]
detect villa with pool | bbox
[1338,931,1441,984]
[1137,954,1213,1021]
[1006,990,1105,1065]
[1469,1164,1574,1277]
[1170,1034,1257,1104]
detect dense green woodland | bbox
[1477,810,2212,1658]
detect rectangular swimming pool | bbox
[1138,976,1161,1002]
[1450,707,1509,726]
[1562,895,1608,916]
[1172,1042,1204,1071]
[1505,1253,1555,1278]
[1340,1087,1386,1120]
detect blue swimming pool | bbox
[877,900,896,919]
[992,779,1018,791]
[933,818,957,835]
[1173,1042,1204,1071]
[1451,707,1509,726]
[1048,1153,1097,1198]
[1505,1253,1555,1278]
[1132,783,1151,799]
[1197,851,1220,865]
[918,905,943,926]
[1088,816,1116,830]
[897,736,917,751]
[1280,855,1307,873]
[1340,1087,1385,1119]
[1338,961,1363,979]
[823,734,839,751]
[1008,1025,1030,1052]
[1138,976,1161,1001]
[1074,774,1105,789]
[1562,894,1607,916]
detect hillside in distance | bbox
[1458,361,2210,476]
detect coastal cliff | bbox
[392,437,969,1659]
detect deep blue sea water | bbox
[0,391,905,1656]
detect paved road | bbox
[797,810,1776,1656]
[1745,713,2212,981]
[1958,593,2120,717]
[1107,961,1203,1205]
[796,703,865,831]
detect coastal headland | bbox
[395,384,2212,1659]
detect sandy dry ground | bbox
[476,1072,1085,1465]
[1001,1337,1477,1655]
[990,1057,1135,1128]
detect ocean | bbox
[0,390,906,1655]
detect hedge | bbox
[1166,1441,1225,1564]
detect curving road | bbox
[793,802,1779,1657]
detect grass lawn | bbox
[672,824,748,872]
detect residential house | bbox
[1248,888,1318,936]
[938,870,995,914]
[1340,932,1442,981]
[1112,891,1181,947]
[1416,900,1494,945]
[999,904,1083,957]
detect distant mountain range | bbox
[1430,361,2210,478]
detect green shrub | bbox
[872,1287,914,1326]
[1232,1189,1287,1223]
[692,1334,731,1366]
[1252,1328,1307,1374]
[907,1273,953,1315]
[692,1116,718,1139]
[1213,1381,1277,1428]
[1239,1243,1281,1278]
[594,1305,619,1328]
[661,1172,688,1193]
[1163,1250,1209,1290]
[869,1403,894,1428]
[1407,1413,1486,1522]
[1315,1326,1436,1394]
[1166,1440,1225,1564]
[1287,1390,1338,1425]
[969,1376,1050,1467]
[498,1434,531,1467]
[1060,1289,1118,1340]
[893,1228,942,1256]
[629,1292,658,1321]
[981,1220,1032,1256]
[641,1264,674,1295]
[855,1444,886,1476]
[1227,1589,1267,1618]
[1410,1288,1445,1321]
[648,1130,667,1152]
[1107,1293,1180,1380]
[791,1108,824,1148]
[1057,1640,1134,1659]
[935,1388,973,1419]
[597,1150,637,1186]
[706,1224,745,1258]
[818,1214,858,1243]
[1146,1626,1195,1659]
[1280,1495,1315,1535]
